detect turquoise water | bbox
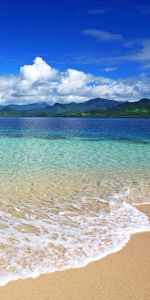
[0,118,150,285]
[0,136,150,173]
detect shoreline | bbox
[134,203,150,221]
[0,204,150,300]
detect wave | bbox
[0,194,149,286]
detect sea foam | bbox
[0,196,149,286]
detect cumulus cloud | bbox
[0,57,149,105]
[57,69,93,95]
[20,57,58,82]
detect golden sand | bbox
[0,204,149,300]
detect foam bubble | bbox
[0,197,149,286]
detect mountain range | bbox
[0,98,149,118]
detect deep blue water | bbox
[0,117,150,142]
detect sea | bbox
[0,117,150,285]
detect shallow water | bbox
[0,118,150,285]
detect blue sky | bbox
[0,0,150,104]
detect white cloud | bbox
[57,69,93,95]
[0,57,149,105]
[91,80,139,101]
[20,57,58,82]
[81,28,150,68]
[124,40,150,63]
[82,29,123,42]
[101,67,117,72]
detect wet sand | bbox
[0,204,150,300]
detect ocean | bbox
[0,117,150,285]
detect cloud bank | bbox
[0,57,149,105]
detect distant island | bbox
[0,98,150,118]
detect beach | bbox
[0,204,149,300]
[0,118,150,299]
[0,0,150,296]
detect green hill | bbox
[66,99,150,118]
[0,98,149,117]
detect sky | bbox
[0,0,150,104]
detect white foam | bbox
[0,196,150,286]
[134,201,150,206]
